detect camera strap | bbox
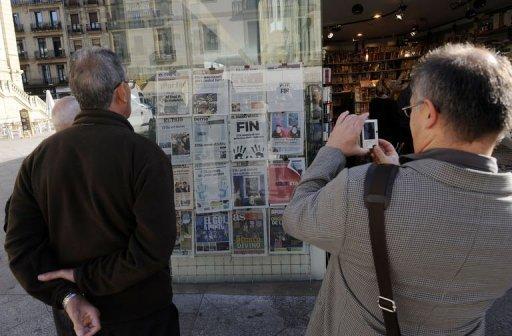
[364,164,401,336]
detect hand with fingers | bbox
[251,144,265,158]
[233,146,247,160]
[38,270,101,336]
[326,111,370,157]
[371,139,400,165]
[64,295,101,336]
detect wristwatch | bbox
[62,292,79,309]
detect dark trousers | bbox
[53,303,180,336]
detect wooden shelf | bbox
[324,55,420,66]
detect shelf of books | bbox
[324,45,425,114]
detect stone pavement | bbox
[1,136,512,336]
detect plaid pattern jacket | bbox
[283,147,512,335]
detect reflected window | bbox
[41,64,51,84]
[202,24,219,52]
[157,28,174,55]
[21,66,28,84]
[56,64,65,82]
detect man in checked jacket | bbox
[284,44,512,335]
[5,47,179,336]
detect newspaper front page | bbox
[193,115,229,163]
[173,165,194,210]
[192,69,229,115]
[195,211,231,254]
[232,161,268,208]
[267,158,305,205]
[173,210,194,256]
[156,117,192,165]
[229,67,266,114]
[268,207,305,254]
[194,161,232,213]
[232,208,267,256]
[156,70,192,116]
[230,114,268,161]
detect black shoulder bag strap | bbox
[364,164,401,336]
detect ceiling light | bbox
[373,13,382,19]
[357,33,363,37]
[396,3,407,20]
[410,26,418,37]
[327,32,334,39]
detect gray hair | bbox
[411,43,512,142]
[52,95,80,131]
[69,47,125,110]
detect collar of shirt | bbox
[400,148,498,173]
[73,109,134,132]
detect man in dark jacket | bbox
[5,47,178,336]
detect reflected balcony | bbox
[18,51,29,61]
[12,0,61,6]
[86,22,103,32]
[107,21,126,31]
[35,50,66,60]
[151,50,176,65]
[64,0,81,6]
[128,19,145,29]
[31,22,62,32]
[14,23,24,33]
[67,24,83,35]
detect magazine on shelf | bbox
[156,117,192,165]
[266,64,304,113]
[268,207,305,254]
[194,161,232,213]
[231,208,267,256]
[229,66,266,114]
[230,113,268,161]
[269,111,304,155]
[173,165,194,210]
[173,210,194,256]
[192,69,229,115]
[156,70,192,116]
[267,158,305,205]
[195,211,231,254]
[193,115,229,163]
[232,161,268,208]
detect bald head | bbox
[52,96,80,132]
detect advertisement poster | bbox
[229,67,266,114]
[173,165,193,210]
[194,162,232,213]
[192,70,229,115]
[267,158,305,205]
[268,207,305,254]
[270,112,304,155]
[173,210,194,256]
[156,70,191,116]
[156,117,192,165]
[195,211,231,253]
[232,209,267,256]
[266,65,304,113]
[230,114,268,161]
[193,115,229,162]
[232,161,268,208]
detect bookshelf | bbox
[324,45,425,114]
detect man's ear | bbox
[113,83,129,104]
[423,99,439,129]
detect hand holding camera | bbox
[327,111,370,157]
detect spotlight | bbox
[410,26,418,37]
[357,33,363,37]
[352,4,364,15]
[473,0,486,10]
[373,13,382,19]
[465,8,477,19]
[327,32,334,39]
[396,3,407,20]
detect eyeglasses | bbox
[402,100,424,118]
[114,80,129,91]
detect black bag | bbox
[364,164,401,336]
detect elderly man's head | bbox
[69,47,131,118]
[409,44,512,154]
[52,96,80,132]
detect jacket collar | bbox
[401,148,498,173]
[73,109,134,132]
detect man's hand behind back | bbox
[64,295,101,336]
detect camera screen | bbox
[363,122,376,140]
